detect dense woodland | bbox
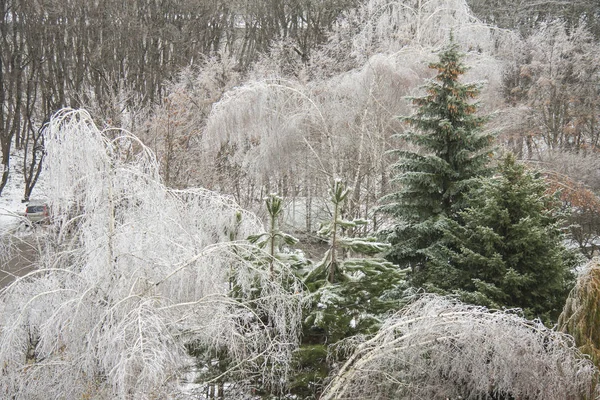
[2,0,600,399]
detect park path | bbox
[0,231,40,289]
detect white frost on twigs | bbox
[322,295,598,400]
[0,109,301,399]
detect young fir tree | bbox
[380,40,494,287]
[439,154,577,323]
[248,193,308,279]
[293,180,408,398]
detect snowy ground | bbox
[0,173,27,234]
[0,151,47,235]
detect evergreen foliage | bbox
[248,194,304,279]
[304,180,408,342]
[295,180,408,398]
[381,40,494,285]
[437,154,577,322]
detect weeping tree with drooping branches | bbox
[321,295,599,400]
[0,109,302,399]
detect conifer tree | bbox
[304,180,408,340]
[439,154,577,323]
[248,194,306,279]
[294,180,408,398]
[381,40,494,286]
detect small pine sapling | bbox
[304,180,408,342]
[293,180,408,398]
[248,194,308,279]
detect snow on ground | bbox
[0,172,26,234]
[0,151,47,235]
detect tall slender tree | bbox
[380,40,494,286]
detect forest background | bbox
[3,0,600,235]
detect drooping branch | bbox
[0,109,302,398]
[322,295,598,400]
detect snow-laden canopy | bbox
[322,295,599,400]
[0,109,302,399]
[199,0,511,219]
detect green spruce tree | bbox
[294,180,408,398]
[381,40,494,286]
[439,154,578,323]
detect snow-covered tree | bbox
[321,295,599,400]
[468,0,600,38]
[193,0,512,228]
[501,21,600,155]
[203,53,426,224]
[0,109,302,398]
[380,40,495,286]
[144,54,241,189]
[541,156,600,260]
[311,0,497,76]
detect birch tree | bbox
[203,52,428,226]
[0,109,302,399]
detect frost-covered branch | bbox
[0,109,302,399]
[559,258,600,367]
[322,295,598,400]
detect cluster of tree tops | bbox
[2,0,600,392]
[2,0,600,201]
[193,43,587,399]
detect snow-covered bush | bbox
[322,295,598,400]
[0,109,302,399]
